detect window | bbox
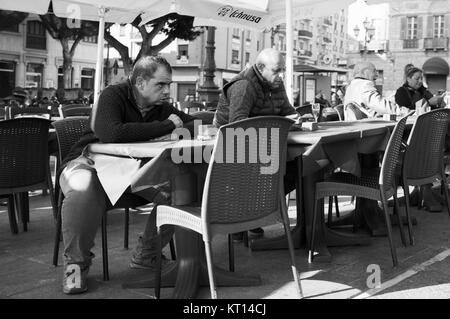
[81,68,95,90]
[231,50,239,64]
[245,30,251,41]
[178,44,189,58]
[245,52,250,64]
[433,15,444,38]
[83,35,98,43]
[26,21,46,50]
[232,28,240,39]
[0,61,16,98]
[407,16,418,39]
[25,63,43,88]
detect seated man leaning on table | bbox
[344,61,409,121]
[59,55,196,294]
[213,47,300,241]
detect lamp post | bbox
[353,17,375,54]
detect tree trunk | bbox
[104,31,132,76]
[60,38,73,89]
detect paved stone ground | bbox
[1,191,450,300]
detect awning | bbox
[294,64,349,74]
[423,57,450,75]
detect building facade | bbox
[0,14,98,99]
[347,0,450,98]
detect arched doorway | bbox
[422,57,449,94]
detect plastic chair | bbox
[0,118,57,233]
[154,116,303,299]
[5,106,52,120]
[58,104,92,118]
[309,113,413,267]
[334,104,344,121]
[401,109,450,246]
[51,117,175,280]
[345,102,368,120]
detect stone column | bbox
[197,26,220,103]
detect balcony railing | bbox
[298,30,313,38]
[424,37,449,50]
[403,39,418,49]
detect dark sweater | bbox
[63,79,195,166]
[395,83,433,110]
[213,65,296,127]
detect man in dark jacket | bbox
[60,55,195,294]
[213,48,298,240]
[213,48,298,127]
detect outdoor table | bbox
[251,118,411,261]
[87,139,261,299]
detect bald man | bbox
[213,48,298,127]
[344,61,407,120]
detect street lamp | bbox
[353,17,375,53]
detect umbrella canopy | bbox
[1,0,355,108]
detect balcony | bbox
[403,39,418,49]
[298,29,313,38]
[424,37,449,51]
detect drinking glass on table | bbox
[311,103,321,122]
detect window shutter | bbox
[426,15,434,38]
[417,16,423,39]
[445,14,450,37]
[400,17,407,39]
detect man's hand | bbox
[168,114,183,128]
[428,95,444,106]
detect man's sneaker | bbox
[129,253,173,270]
[63,264,89,294]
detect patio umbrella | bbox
[1,0,355,109]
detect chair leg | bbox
[440,171,450,220]
[47,169,58,220]
[124,207,129,249]
[334,196,340,218]
[308,197,320,263]
[6,194,18,234]
[243,231,249,247]
[228,234,235,272]
[393,191,406,246]
[154,226,163,299]
[169,237,176,260]
[381,193,398,267]
[204,240,217,299]
[402,181,415,246]
[101,212,109,281]
[279,197,303,298]
[53,203,62,266]
[327,196,333,225]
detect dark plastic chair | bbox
[345,102,368,120]
[309,113,413,267]
[402,109,450,246]
[334,104,344,121]
[5,106,52,120]
[51,117,175,280]
[154,116,302,299]
[58,104,92,118]
[0,118,57,233]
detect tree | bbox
[39,5,98,88]
[105,13,202,75]
[0,10,28,31]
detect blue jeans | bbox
[59,158,174,268]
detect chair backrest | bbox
[201,116,293,231]
[51,117,90,163]
[403,108,450,181]
[58,104,92,118]
[345,102,368,120]
[5,106,52,120]
[190,111,215,125]
[334,104,344,121]
[379,112,413,189]
[0,118,51,190]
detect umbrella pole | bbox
[285,0,294,105]
[91,6,106,131]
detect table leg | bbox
[123,227,261,298]
[251,156,371,261]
